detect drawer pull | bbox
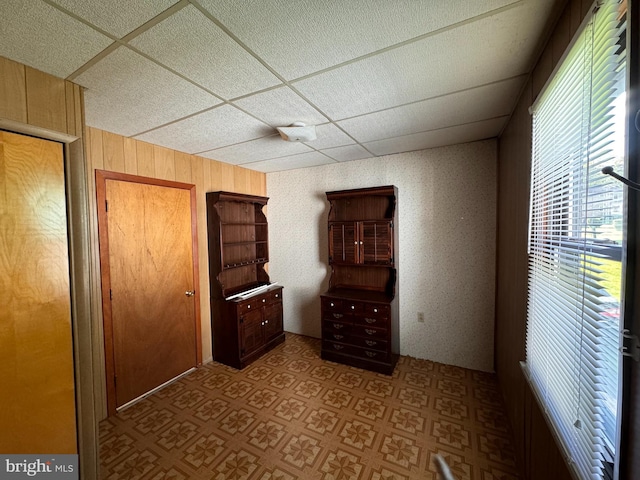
[350,305,355,310]
[364,318,376,324]
[275,294,279,298]
[330,302,334,307]
[365,329,376,335]
[334,323,344,330]
[365,351,377,357]
[332,313,343,319]
[247,305,251,309]
[333,334,344,340]
[373,308,378,313]
[365,340,377,347]
[333,344,344,350]
[263,299,266,303]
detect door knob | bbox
[185,290,195,297]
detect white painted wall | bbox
[266,141,497,371]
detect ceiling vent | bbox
[276,122,316,142]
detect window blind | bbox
[526,1,626,479]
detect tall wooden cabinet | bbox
[321,186,399,374]
[206,191,284,369]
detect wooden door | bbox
[0,131,77,453]
[329,222,358,264]
[263,302,283,342]
[97,172,200,413]
[240,308,264,358]
[362,221,393,265]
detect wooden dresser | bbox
[206,191,284,369]
[321,186,399,374]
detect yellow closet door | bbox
[0,131,77,453]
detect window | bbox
[526,1,626,479]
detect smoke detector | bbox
[276,122,317,142]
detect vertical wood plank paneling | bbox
[153,144,175,181]
[202,155,212,193]
[0,56,27,123]
[86,127,104,170]
[123,137,138,175]
[551,6,572,66]
[233,166,251,194]
[191,155,212,361]
[136,141,155,178]
[532,46,553,102]
[103,131,125,173]
[175,152,192,183]
[220,162,235,191]
[209,160,222,191]
[250,170,266,196]
[25,66,67,133]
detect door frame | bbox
[95,170,202,415]
[0,120,98,478]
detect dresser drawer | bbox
[236,298,259,314]
[351,336,387,352]
[354,315,388,328]
[265,288,282,304]
[353,324,387,340]
[364,303,389,317]
[324,310,350,322]
[322,340,355,356]
[352,346,390,362]
[324,331,349,343]
[323,319,352,335]
[322,297,343,312]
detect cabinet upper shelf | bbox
[327,185,396,222]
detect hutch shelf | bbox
[206,191,284,369]
[321,185,399,375]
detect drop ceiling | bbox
[0,0,561,172]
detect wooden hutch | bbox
[206,191,283,369]
[321,185,399,374]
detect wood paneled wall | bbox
[0,56,97,478]
[0,56,83,137]
[84,127,266,418]
[495,1,596,479]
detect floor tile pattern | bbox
[100,334,520,480]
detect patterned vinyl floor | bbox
[99,333,519,480]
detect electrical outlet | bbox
[417,312,425,323]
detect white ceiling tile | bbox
[201,135,313,165]
[49,0,179,38]
[244,152,336,173]
[364,117,508,156]
[129,5,281,99]
[307,124,354,150]
[135,104,272,154]
[321,144,373,162]
[233,86,329,127]
[0,0,113,78]
[294,1,552,119]
[76,46,220,136]
[338,77,525,143]
[198,0,519,79]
